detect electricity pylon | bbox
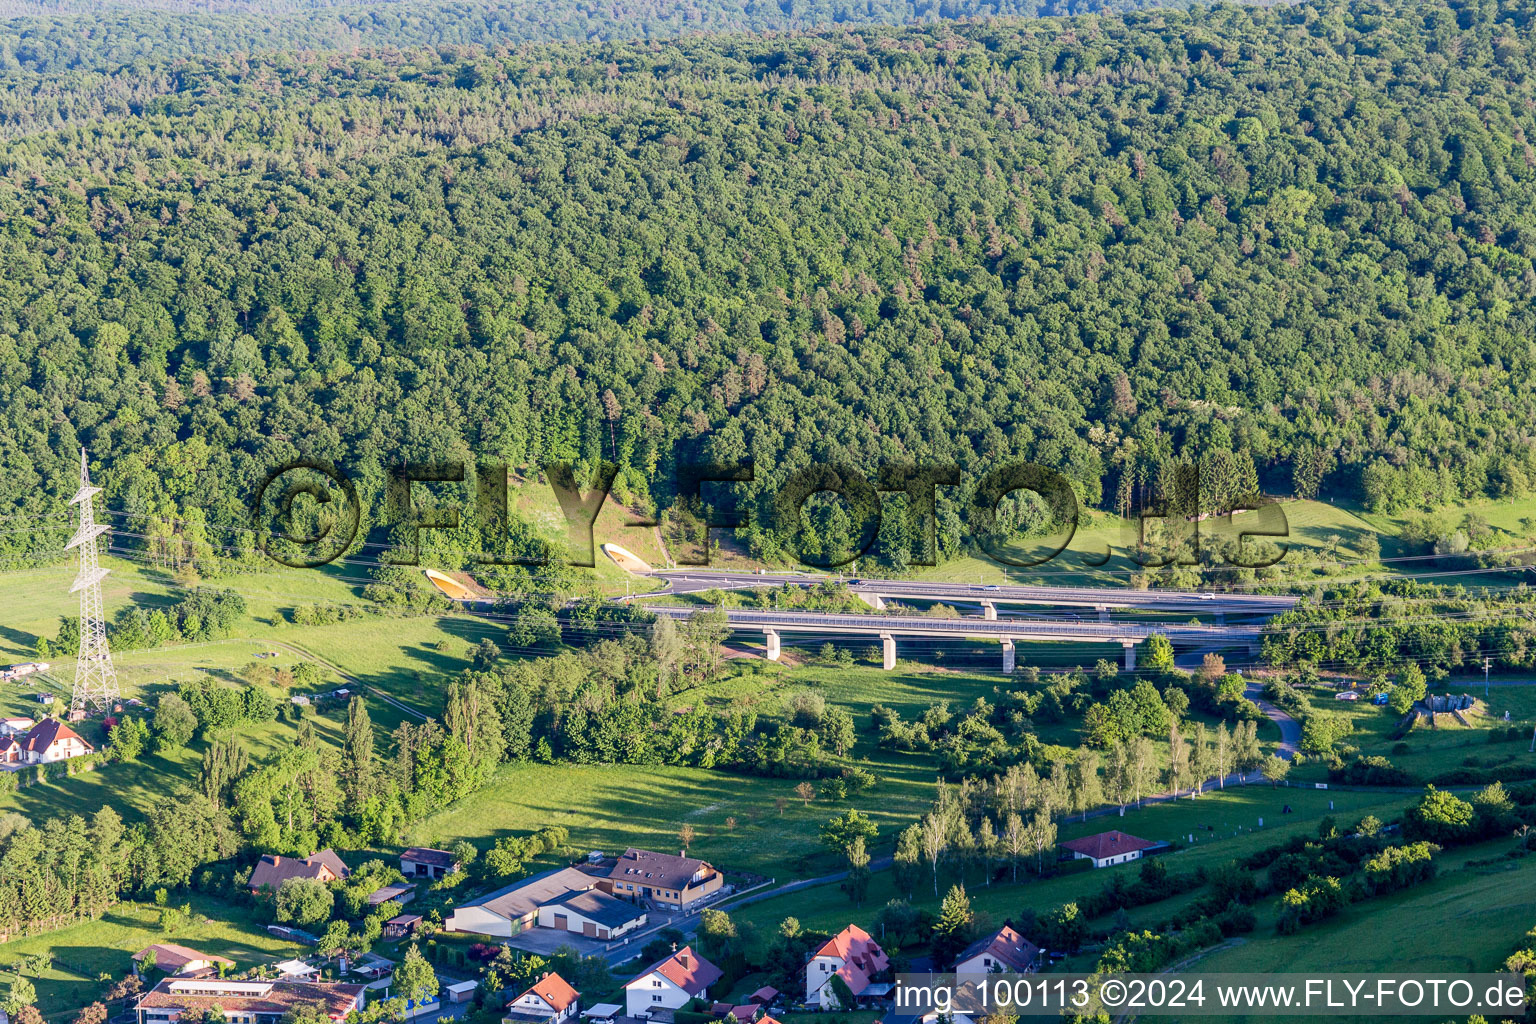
[67,448,118,717]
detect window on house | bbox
[653,995,663,1003]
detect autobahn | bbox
[642,605,1263,671]
[642,570,1295,619]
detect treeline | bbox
[1,0,1535,573]
[38,587,245,659]
[1263,580,1536,675]
[0,798,237,939]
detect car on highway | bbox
[984,584,1001,591]
[1199,592,1216,599]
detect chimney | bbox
[681,849,686,858]
[678,951,692,969]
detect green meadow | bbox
[1165,846,1536,1024]
[726,784,1416,940]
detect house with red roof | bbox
[805,925,891,1009]
[505,971,581,1024]
[953,924,1042,975]
[624,946,722,1017]
[6,718,94,764]
[1059,830,1157,869]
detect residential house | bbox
[248,850,350,892]
[536,888,647,940]
[0,718,33,737]
[134,978,365,1024]
[401,846,461,880]
[805,925,890,1009]
[1059,831,1157,869]
[446,866,645,939]
[953,925,1042,976]
[604,848,721,910]
[505,972,581,1024]
[623,946,721,1018]
[11,719,93,764]
[132,945,235,978]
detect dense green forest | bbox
[0,0,1189,77]
[2,0,1536,573]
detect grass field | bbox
[0,893,305,1016]
[1291,680,1536,783]
[1170,847,1536,1023]
[0,556,488,820]
[726,784,1415,941]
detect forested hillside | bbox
[0,0,1186,75]
[2,0,1536,571]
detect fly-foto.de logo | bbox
[250,458,1289,570]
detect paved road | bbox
[1246,681,1301,760]
[642,605,1262,645]
[643,569,1296,616]
[1174,647,1299,761]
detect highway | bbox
[642,570,1295,617]
[643,605,1259,642]
[641,604,1263,670]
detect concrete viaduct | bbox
[642,605,1263,672]
[642,571,1296,623]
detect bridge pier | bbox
[1096,606,1110,622]
[981,600,997,621]
[1001,639,1016,674]
[1122,640,1138,672]
[1215,610,1226,625]
[881,633,896,670]
[764,629,780,662]
[857,592,886,611]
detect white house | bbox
[1059,830,1157,869]
[953,925,1042,976]
[624,946,721,1018]
[9,719,93,764]
[505,972,580,1024]
[805,925,890,1009]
